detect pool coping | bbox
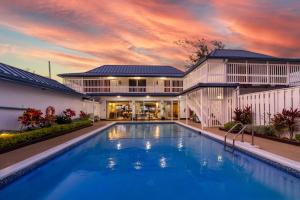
[0,121,300,188]
[176,121,300,177]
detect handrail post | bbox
[241,129,244,142]
[251,126,254,145]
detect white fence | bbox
[238,86,300,125]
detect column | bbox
[185,95,188,124]
[171,100,173,121]
[132,100,135,121]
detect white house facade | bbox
[59,49,300,127]
[1,49,300,130]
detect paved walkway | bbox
[0,121,112,169]
[180,120,300,162]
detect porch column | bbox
[92,98,95,123]
[185,95,188,124]
[160,100,164,119]
[171,100,173,121]
[132,100,135,121]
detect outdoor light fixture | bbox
[107,76,115,79]
[117,96,121,98]
[146,95,150,98]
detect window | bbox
[129,79,146,92]
[83,79,110,93]
[172,80,183,92]
[164,80,171,92]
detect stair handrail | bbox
[232,124,248,148]
[224,122,243,148]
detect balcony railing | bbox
[183,62,300,89]
[77,85,183,94]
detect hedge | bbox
[0,119,92,153]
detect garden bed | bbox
[219,127,300,146]
[0,119,93,154]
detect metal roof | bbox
[58,65,184,78]
[180,82,240,95]
[208,49,276,59]
[0,62,82,96]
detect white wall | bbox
[0,80,99,130]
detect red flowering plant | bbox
[63,108,76,120]
[56,108,76,124]
[79,111,89,120]
[42,106,56,127]
[18,108,44,129]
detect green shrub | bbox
[55,115,72,124]
[253,125,276,137]
[223,121,242,132]
[0,119,92,151]
[296,134,300,142]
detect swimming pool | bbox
[0,123,300,200]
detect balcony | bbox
[184,61,300,90]
[73,85,183,94]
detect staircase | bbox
[186,90,224,127]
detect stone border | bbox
[0,122,116,188]
[176,121,300,178]
[1,121,300,188]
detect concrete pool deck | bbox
[180,120,300,162]
[0,120,299,170]
[0,121,112,169]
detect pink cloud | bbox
[0,0,299,77]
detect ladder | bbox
[224,122,249,150]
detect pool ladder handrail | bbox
[224,122,247,150]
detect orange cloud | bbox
[0,0,299,79]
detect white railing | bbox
[184,61,300,90]
[69,85,183,94]
[226,62,300,85]
[184,61,226,90]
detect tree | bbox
[175,38,225,69]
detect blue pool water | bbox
[1,123,300,200]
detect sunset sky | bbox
[0,0,299,80]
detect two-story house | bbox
[59,49,300,126]
[59,65,184,120]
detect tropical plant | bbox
[18,108,43,129]
[79,111,89,120]
[63,108,76,120]
[42,106,56,127]
[272,108,300,139]
[233,106,252,125]
[282,108,300,139]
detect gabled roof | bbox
[58,65,184,78]
[0,62,82,96]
